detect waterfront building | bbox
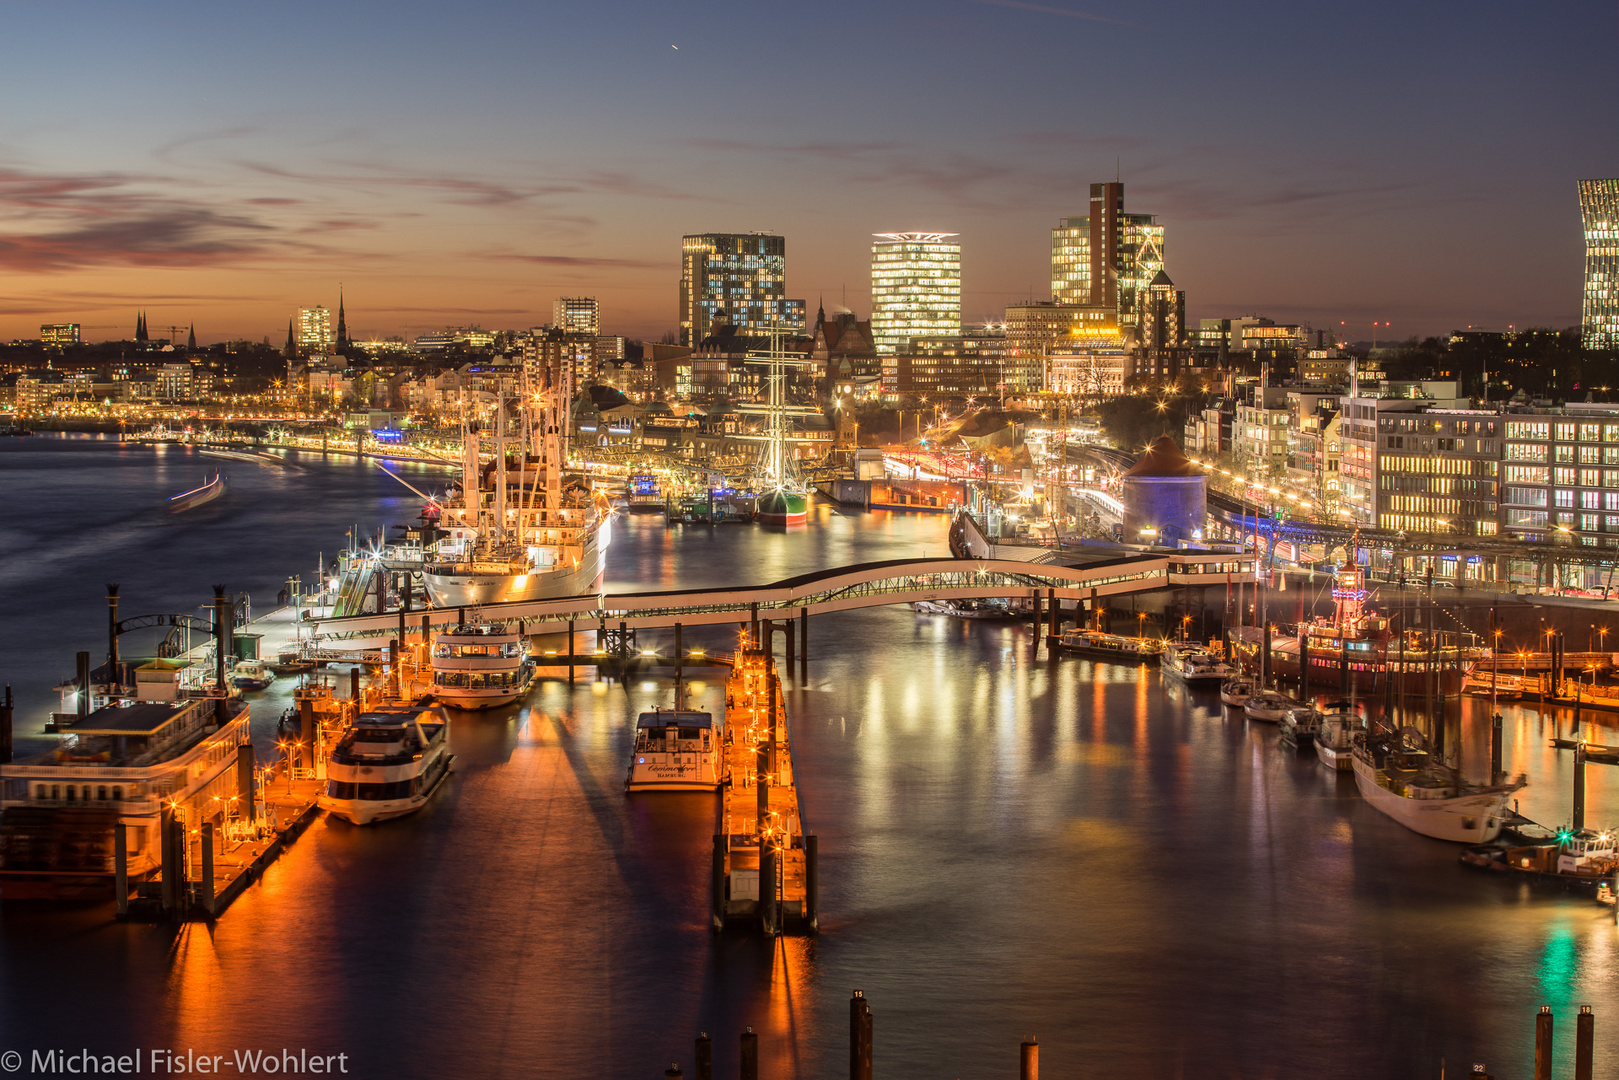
[809,305,878,382]
[1004,301,1116,394]
[870,232,962,354]
[1580,179,1619,349]
[880,327,1008,399]
[297,306,333,351]
[1050,183,1164,327]
[679,233,801,347]
[522,326,598,389]
[155,362,196,401]
[1337,380,1472,530]
[1121,436,1206,544]
[553,296,600,336]
[1046,328,1129,399]
[39,323,81,346]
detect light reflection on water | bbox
[0,438,1617,1077]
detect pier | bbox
[712,644,816,936]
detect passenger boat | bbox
[319,704,453,824]
[1053,629,1165,663]
[625,473,664,513]
[431,621,534,709]
[1243,690,1296,722]
[1460,828,1618,887]
[0,695,250,898]
[167,472,226,512]
[911,598,1022,620]
[1352,726,1526,843]
[1161,641,1231,683]
[1229,565,1481,698]
[624,708,723,792]
[419,381,612,607]
[1464,671,1524,700]
[229,658,275,691]
[1314,702,1360,771]
[1280,705,1322,747]
[1220,678,1255,707]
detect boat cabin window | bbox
[678,728,702,740]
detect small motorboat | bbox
[912,598,1022,620]
[625,708,723,792]
[1461,829,1618,888]
[167,472,227,512]
[1281,705,1322,747]
[1314,702,1359,771]
[1220,678,1255,707]
[1243,690,1296,723]
[230,659,275,691]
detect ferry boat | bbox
[625,474,664,513]
[431,621,534,710]
[229,659,275,691]
[1314,703,1360,771]
[319,704,452,825]
[624,709,723,792]
[911,598,1022,620]
[419,382,612,607]
[1352,726,1525,843]
[1053,629,1165,663]
[1220,678,1255,707]
[0,694,250,899]
[1229,565,1480,698]
[1461,828,1618,887]
[1243,690,1296,722]
[167,472,226,512]
[1161,641,1231,683]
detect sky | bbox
[0,0,1614,345]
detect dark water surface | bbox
[2,434,1617,1079]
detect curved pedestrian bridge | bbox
[307,551,1252,644]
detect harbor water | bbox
[2,434,1617,1078]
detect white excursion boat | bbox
[320,704,453,825]
[229,658,275,691]
[1220,678,1255,707]
[1054,629,1165,663]
[1243,690,1296,722]
[911,598,1021,620]
[1351,726,1526,843]
[431,621,534,710]
[420,380,612,607]
[625,709,722,792]
[1161,642,1231,683]
[1314,703,1360,772]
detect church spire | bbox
[285,317,297,360]
[186,323,195,350]
[135,312,147,342]
[336,286,348,348]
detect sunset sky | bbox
[2,0,1614,344]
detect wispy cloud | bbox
[968,0,1140,29]
[488,252,665,269]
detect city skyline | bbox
[0,1,1614,344]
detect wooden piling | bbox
[200,822,216,916]
[663,1065,682,1078]
[1047,587,1058,640]
[114,824,128,918]
[1300,631,1310,697]
[756,743,769,824]
[1535,1005,1553,1080]
[1020,1039,1038,1080]
[805,834,819,933]
[786,619,796,670]
[237,741,255,824]
[760,843,778,936]
[349,666,361,702]
[567,619,575,682]
[159,805,177,915]
[1032,591,1043,653]
[850,990,873,1080]
[389,638,400,699]
[800,607,808,673]
[1575,743,1587,831]
[694,1032,712,1080]
[711,835,726,932]
[740,1028,758,1080]
[1491,712,1504,783]
[1576,1006,1594,1080]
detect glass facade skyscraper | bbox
[679,233,791,347]
[1581,179,1619,349]
[870,232,961,355]
[1051,183,1164,328]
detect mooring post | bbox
[674,622,684,699]
[760,841,778,936]
[663,1065,682,1079]
[694,1032,712,1080]
[740,1028,758,1080]
[756,743,770,823]
[1020,1038,1038,1080]
[349,665,361,703]
[200,821,216,916]
[420,613,429,647]
[1299,630,1310,697]
[1491,712,1504,783]
[1048,587,1058,640]
[1032,590,1043,653]
[107,584,121,690]
[711,834,726,932]
[786,619,796,671]
[850,990,873,1080]
[1,683,12,765]
[114,824,128,918]
[751,602,760,647]
[800,606,808,671]
[1574,743,1587,831]
[237,741,255,824]
[1576,1006,1594,1080]
[1535,1005,1553,1080]
[567,619,575,682]
[159,804,176,915]
[768,661,778,775]
[213,585,231,725]
[389,638,401,699]
[805,833,819,933]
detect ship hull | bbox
[757,491,808,526]
[1351,753,1512,842]
[423,524,606,607]
[1230,628,1466,698]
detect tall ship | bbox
[319,703,453,825]
[1229,564,1479,698]
[418,377,612,606]
[1351,725,1525,843]
[431,621,534,709]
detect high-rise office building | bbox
[870,232,962,355]
[297,306,333,351]
[1051,183,1164,327]
[554,296,600,335]
[1003,301,1117,393]
[679,233,792,347]
[1580,179,1619,349]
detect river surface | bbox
[1,434,1617,1079]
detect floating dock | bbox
[711,647,816,935]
